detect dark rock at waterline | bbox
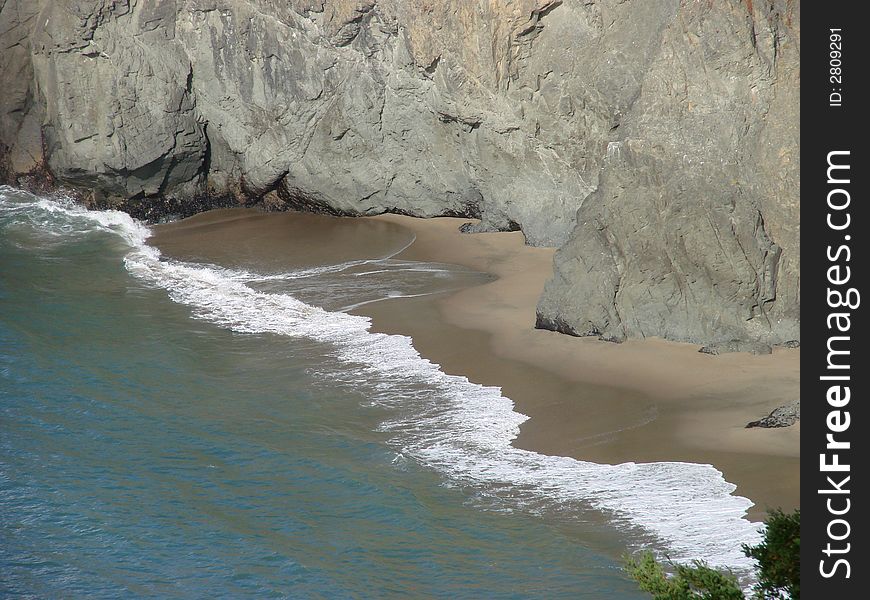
[0,0,799,349]
[746,400,801,429]
[87,192,244,224]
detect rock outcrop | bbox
[0,0,799,347]
[746,400,800,428]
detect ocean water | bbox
[0,187,761,598]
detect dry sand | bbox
[152,209,799,522]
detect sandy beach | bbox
[151,208,799,522]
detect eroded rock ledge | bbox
[1,0,799,349]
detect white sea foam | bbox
[1,187,764,575]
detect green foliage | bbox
[623,552,743,600]
[742,509,800,599]
[624,508,801,600]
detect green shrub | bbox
[625,508,800,599]
[624,552,743,599]
[742,509,800,599]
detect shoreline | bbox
[151,208,799,523]
[359,214,800,522]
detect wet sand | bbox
[150,208,415,271]
[151,208,799,522]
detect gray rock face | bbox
[699,340,773,356]
[746,400,800,429]
[536,1,799,347]
[1,0,799,347]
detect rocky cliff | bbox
[0,0,799,348]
